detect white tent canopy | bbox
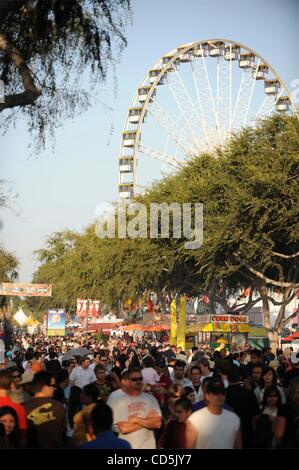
[13,308,29,326]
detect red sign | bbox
[211,315,248,323]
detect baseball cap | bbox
[19,370,35,385]
[206,379,226,395]
[291,351,299,365]
[177,353,187,363]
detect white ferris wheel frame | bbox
[118,38,298,200]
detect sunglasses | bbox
[12,374,21,379]
[130,377,143,382]
[268,394,279,398]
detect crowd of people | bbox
[0,331,299,449]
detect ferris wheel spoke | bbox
[190,61,213,150]
[232,61,260,130]
[192,52,221,145]
[217,55,232,141]
[138,144,180,167]
[201,50,222,143]
[255,89,283,120]
[148,98,197,156]
[167,70,205,151]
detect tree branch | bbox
[0,0,28,27]
[0,33,41,112]
[244,264,299,288]
[272,251,299,259]
[282,309,299,329]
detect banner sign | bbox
[211,315,249,323]
[0,283,52,297]
[76,299,101,318]
[47,309,66,336]
[197,314,249,324]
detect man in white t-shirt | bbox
[107,370,130,409]
[69,356,96,389]
[110,367,162,449]
[186,378,242,449]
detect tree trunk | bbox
[267,329,279,354]
[259,284,279,352]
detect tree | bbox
[0,0,131,149]
[141,115,299,350]
[0,246,18,282]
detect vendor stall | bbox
[185,314,250,349]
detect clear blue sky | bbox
[1,0,298,282]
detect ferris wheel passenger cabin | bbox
[275,96,290,112]
[264,79,281,95]
[252,65,269,80]
[224,45,240,61]
[138,86,156,103]
[177,44,194,62]
[149,69,165,85]
[162,52,178,71]
[122,130,139,147]
[208,41,225,57]
[119,183,134,199]
[119,156,134,174]
[192,42,210,57]
[239,52,255,68]
[128,107,147,124]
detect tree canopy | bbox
[0,0,131,149]
[0,246,18,282]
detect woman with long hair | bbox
[254,385,282,448]
[254,367,286,409]
[0,406,20,448]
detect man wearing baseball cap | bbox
[185,378,242,449]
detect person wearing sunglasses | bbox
[24,371,66,448]
[9,368,32,405]
[10,368,22,388]
[110,367,162,449]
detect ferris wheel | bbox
[118,39,298,200]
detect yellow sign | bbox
[169,298,177,345]
[177,296,187,350]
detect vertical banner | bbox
[177,296,187,350]
[76,299,88,318]
[91,300,101,317]
[169,298,177,345]
[47,309,66,336]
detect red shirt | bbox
[0,396,28,431]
